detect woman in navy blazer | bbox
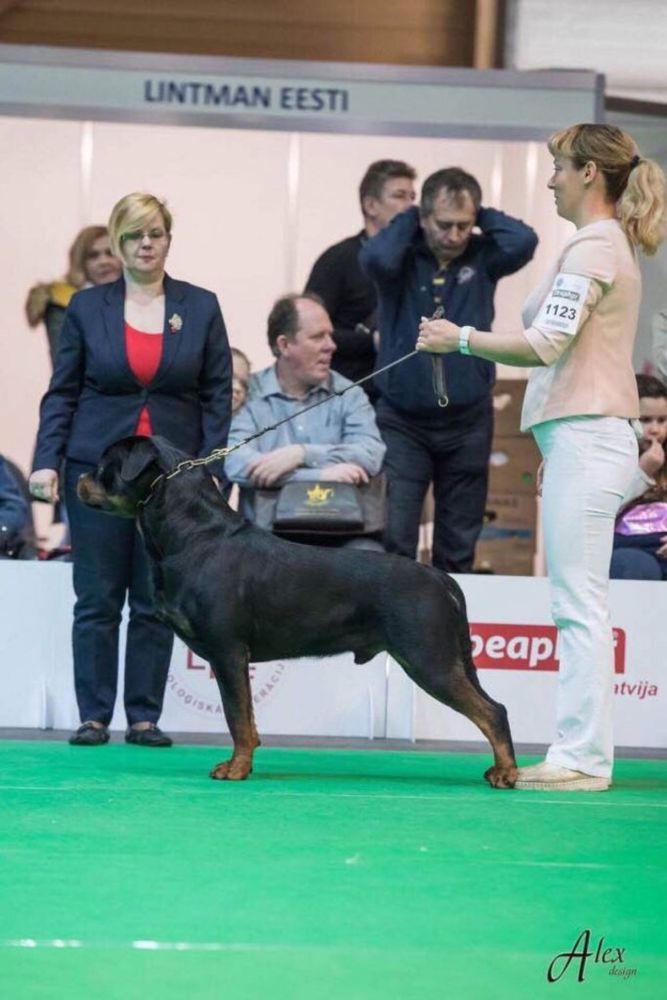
[30,192,232,747]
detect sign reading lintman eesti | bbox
[0,45,603,138]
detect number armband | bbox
[534,273,592,338]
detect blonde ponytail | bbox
[618,157,666,256]
[549,123,666,255]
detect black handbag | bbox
[253,475,386,538]
[273,482,364,533]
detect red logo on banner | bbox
[187,650,260,681]
[470,624,625,674]
[186,650,214,677]
[186,630,626,677]
[184,649,285,706]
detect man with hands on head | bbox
[361,167,537,572]
[224,293,386,534]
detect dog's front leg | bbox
[209,647,260,781]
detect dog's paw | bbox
[209,756,253,781]
[483,764,518,789]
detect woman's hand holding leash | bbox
[416,313,461,354]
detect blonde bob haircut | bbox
[548,124,666,256]
[66,225,111,288]
[108,192,173,257]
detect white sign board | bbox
[0,45,602,139]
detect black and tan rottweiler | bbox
[77,436,517,788]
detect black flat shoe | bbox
[69,722,110,746]
[125,724,173,747]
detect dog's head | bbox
[77,436,189,517]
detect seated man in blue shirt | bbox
[0,455,30,558]
[225,293,386,547]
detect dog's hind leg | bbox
[208,645,261,781]
[396,653,517,790]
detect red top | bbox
[125,323,163,436]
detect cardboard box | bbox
[492,379,528,436]
[474,489,537,575]
[481,491,537,540]
[475,536,536,576]
[488,434,541,495]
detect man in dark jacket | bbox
[360,166,538,572]
[305,159,417,397]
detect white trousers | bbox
[533,416,638,777]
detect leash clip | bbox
[429,306,449,408]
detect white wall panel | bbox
[0,118,84,481]
[86,121,293,371]
[507,0,667,102]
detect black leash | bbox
[140,308,449,503]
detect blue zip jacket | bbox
[360,205,538,415]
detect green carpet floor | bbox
[0,741,664,1000]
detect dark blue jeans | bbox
[65,461,174,726]
[610,531,667,581]
[375,397,493,572]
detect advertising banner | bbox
[0,564,664,748]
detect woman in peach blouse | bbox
[416,124,665,792]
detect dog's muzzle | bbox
[76,473,108,507]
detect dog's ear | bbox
[148,435,184,470]
[120,440,160,484]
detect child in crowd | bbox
[611,374,667,580]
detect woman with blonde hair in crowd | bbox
[30,192,232,748]
[416,123,665,791]
[25,225,121,367]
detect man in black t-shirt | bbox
[305,159,417,397]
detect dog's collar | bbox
[137,457,203,509]
[138,473,167,509]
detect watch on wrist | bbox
[459,326,474,355]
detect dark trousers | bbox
[65,461,174,726]
[376,397,493,573]
[610,531,667,581]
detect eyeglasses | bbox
[120,228,169,244]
